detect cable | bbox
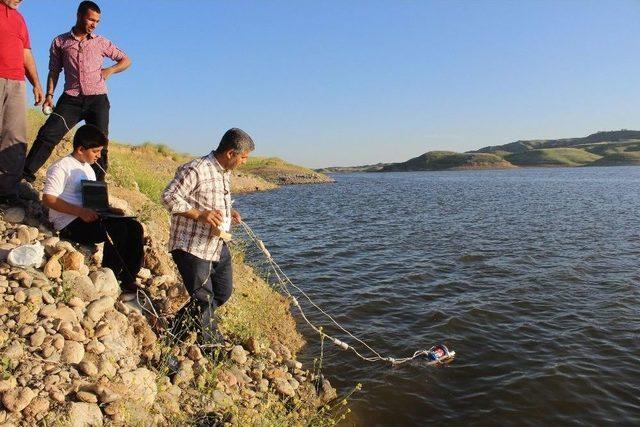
[238,221,456,365]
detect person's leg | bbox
[0,80,27,198]
[210,243,234,308]
[171,250,219,342]
[100,217,138,290]
[83,95,109,181]
[23,94,82,182]
[59,217,105,245]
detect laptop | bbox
[81,180,136,219]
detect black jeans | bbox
[171,245,233,343]
[24,93,110,181]
[60,216,143,290]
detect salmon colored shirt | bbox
[0,3,30,81]
[49,30,127,96]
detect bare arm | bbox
[23,49,44,106]
[42,194,98,223]
[102,56,132,80]
[42,69,61,110]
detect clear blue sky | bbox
[19,1,640,168]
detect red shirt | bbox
[0,3,30,81]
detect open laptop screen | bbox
[81,180,109,211]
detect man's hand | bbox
[231,209,242,225]
[42,97,54,113]
[78,208,99,223]
[32,85,44,106]
[198,210,223,228]
[101,68,112,81]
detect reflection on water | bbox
[236,167,640,426]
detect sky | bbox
[18,0,640,168]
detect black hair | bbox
[77,1,100,15]
[73,124,107,150]
[216,128,255,153]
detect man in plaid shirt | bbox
[162,128,254,345]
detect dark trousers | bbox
[171,245,233,343]
[60,216,143,290]
[24,93,110,181]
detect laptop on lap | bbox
[81,180,136,219]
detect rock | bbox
[211,390,233,409]
[23,397,49,418]
[98,389,120,404]
[98,360,117,378]
[61,251,85,271]
[186,345,203,361]
[0,376,17,393]
[39,304,56,317]
[2,387,35,412]
[60,324,85,342]
[66,275,97,303]
[230,345,248,365]
[43,258,62,279]
[173,359,194,386]
[85,296,115,322]
[245,337,261,354]
[120,368,157,406]
[85,340,105,354]
[68,402,103,427]
[60,341,84,364]
[137,268,152,280]
[0,243,16,262]
[319,378,337,402]
[273,378,295,398]
[55,241,76,253]
[285,359,303,370]
[89,269,120,300]
[258,378,269,393]
[14,289,26,303]
[16,225,32,244]
[68,296,85,308]
[7,243,45,269]
[76,391,98,403]
[29,327,46,347]
[42,237,60,257]
[52,306,77,323]
[3,342,23,360]
[78,361,98,377]
[4,207,25,223]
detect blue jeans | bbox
[171,245,233,342]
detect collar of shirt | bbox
[209,151,230,176]
[68,28,97,41]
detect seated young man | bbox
[42,124,143,291]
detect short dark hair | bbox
[216,128,255,154]
[78,1,100,15]
[73,124,107,150]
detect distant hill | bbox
[319,130,640,172]
[381,151,513,171]
[472,130,640,155]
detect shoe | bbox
[17,181,39,202]
[0,194,21,206]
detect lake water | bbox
[235,167,640,426]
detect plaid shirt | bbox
[162,152,231,261]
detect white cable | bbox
[238,221,450,365]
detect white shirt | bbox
[43,154,96,230]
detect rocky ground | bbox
[0,197,341,426]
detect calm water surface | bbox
[235,167,640,426]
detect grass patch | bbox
[506,148,601,166]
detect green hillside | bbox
[382,151,514,171]
[505,148,602,167]
[588,152,640,166]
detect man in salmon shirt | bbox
[23,1,131,183]
[0,0,44,204]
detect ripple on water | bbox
[236,168,640,426]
